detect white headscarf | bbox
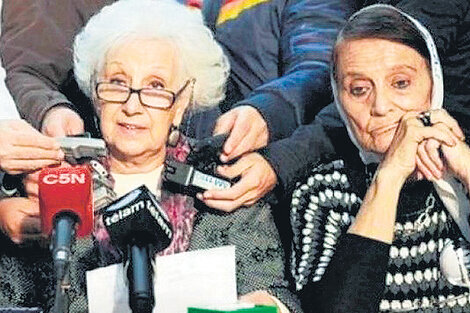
[331,4,470,241]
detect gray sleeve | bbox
[0,0,109,129]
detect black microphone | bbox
[102,185,173,313]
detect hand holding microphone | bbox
[0,135,105,243]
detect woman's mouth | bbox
[370,123,399,136]
[117,122,146,133]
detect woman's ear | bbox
[172,79,195,126]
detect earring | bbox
[186,78,196,108]
[167,124,180,147]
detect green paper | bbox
[188,305,277,313]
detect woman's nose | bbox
[371,90,394,116]
[122,92,143,115]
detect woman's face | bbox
[337,38,432,155]
[97,38,188,163]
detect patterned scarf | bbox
[92,136,197,265]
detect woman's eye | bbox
[350,86,368,97]
[393,79,410,89]
[149,81,164,89]
[109,78,127,85]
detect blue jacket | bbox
[200,0,353,141]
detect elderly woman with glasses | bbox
[0,1,301,312]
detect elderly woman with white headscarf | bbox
[0,1,301,312]
[290,4,470,313]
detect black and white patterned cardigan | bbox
[291,159,470,313]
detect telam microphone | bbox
[103,185,173,313]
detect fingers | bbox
[0,198,41,244]
[213,106,268,162]
[10,216,42,244]
[404,109,463,145]
[197,153,277,212]
[397,109,462,181]
[196,158,256,210]
[217,157,251,179]
[383,111,458,180]
[0,147,65,175]
[213,111,241,162]
[416,139,443,180]
[14,131,61,150]
[222,120,251,162]
[417,124,457,147]
[23,172,40,199]
[428,109,465,141]
[439,130,470,187]
[66,114,86,136]
[20,215,42,235]
[213,110,240,161]
[201,178,252,202]
[416,154,436,181]
[0,159,62,175]
[415,109,464,142]
[213,111,236,139]
[415,170,424,181]
[226,123,267,162]
[41,107,84,137]
[412,118,456,180]
[24,183,39,199]
[197,186,259,212]
[239,290,277,306]
[0,120,64,174]
[5,119,61,149]
[0,121,62,152]
[7,146,64,160]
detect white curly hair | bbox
[73,0,230,109]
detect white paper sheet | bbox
[87,245,237,313]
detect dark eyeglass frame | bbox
[95,79,193,109]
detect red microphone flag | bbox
[39,165,93,237]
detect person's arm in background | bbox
[214,0,355,161]
[0,0,64,174]
[201,105,346,211]
[0,62,50,244]
[0,0,110,136]
[201,0,355,210]
[200,119,341,211]
[261,109,348,197]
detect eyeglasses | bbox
[95,79,192,109]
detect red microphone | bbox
[39,165,93,237]
[38,164,93,308]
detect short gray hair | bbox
[73,0,229,108]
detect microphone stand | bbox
[52,214,77,313]
[53,271,70,313]
[127,240,154,313]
